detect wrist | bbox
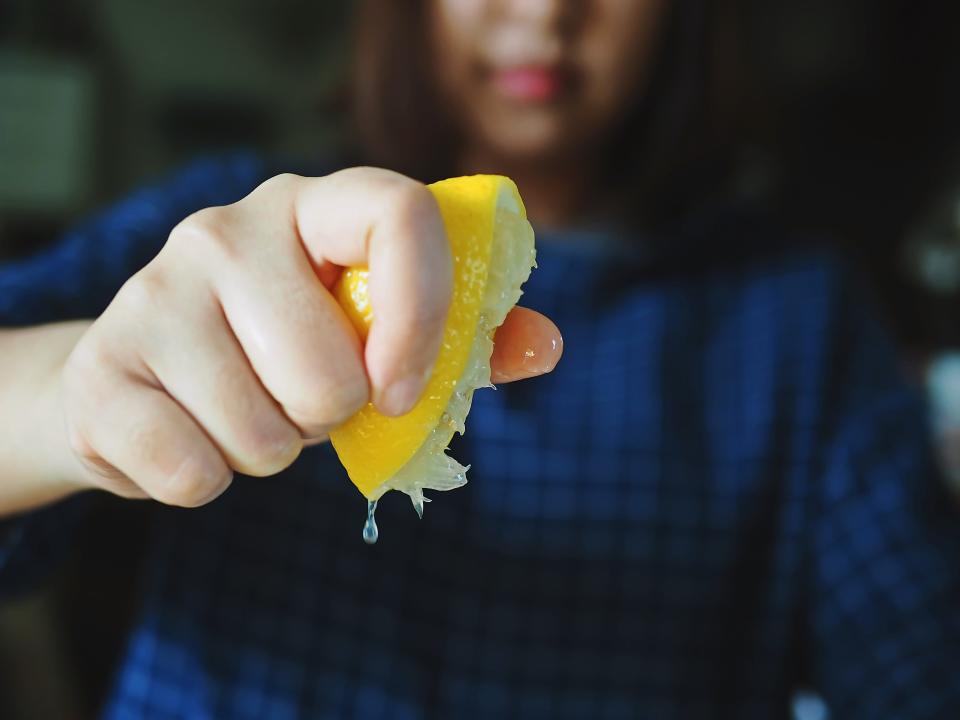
[0,322,95,516]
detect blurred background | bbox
[0,1,958,718]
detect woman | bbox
[2,1,958,718]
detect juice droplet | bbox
[362,499,379,544]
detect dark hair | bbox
[348,0,752,229]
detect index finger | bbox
[294,168,453,417]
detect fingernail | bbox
[521,345,559,375]
[197,476,233,506]
[273,436,303,464]
[378,373,426,416]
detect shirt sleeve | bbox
[0,152,270,597]
[809,278,960,718]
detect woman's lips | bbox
[489,66,565,102]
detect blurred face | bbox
[430,0,666,164]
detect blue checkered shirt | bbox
[2,155,959,719]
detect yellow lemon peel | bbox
[329,175,536,516]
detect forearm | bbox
[0,322,92,517]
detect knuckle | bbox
[62,334,107,388]
[178,205,227,235]
[169,207,237,261]
[115,269,169,317]
[383,177,436,225]
[345,167,433,222]
[62,335,123,417]
[341,165,410,186]
[254,173,300,195]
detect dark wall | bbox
[745,0,960,349]
[0,0,350,258]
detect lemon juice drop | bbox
[362,500,379,544]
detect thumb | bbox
[490,307,563,383]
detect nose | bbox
[502,0,569,26]
[489,0,581,61]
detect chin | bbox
[481,120,571,163]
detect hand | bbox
[60,168,562,508]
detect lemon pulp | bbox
[329,175,536,515]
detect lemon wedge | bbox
[329,175,536,516]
